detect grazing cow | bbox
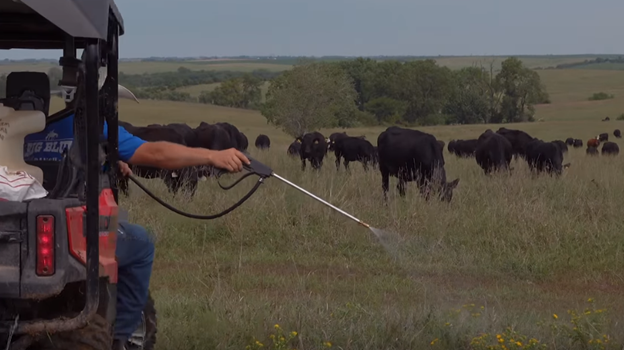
[333,136,376,171]
[287,139,301,157]
[587,138,600,148]
[565,138,575,146]
[586,147,599,156]
[573,139,583,148]
[377,126,459,201]
[447,140,456,154]
[475,130,513,174]
[118,123,199,197]
[220,122,249,151]
[525,140,565,175]
[437,140,445,150]
[255,134,271,149]
[239,132,249,151]
[299,132,327,170]
[598,133,609,142]
[449,139,478,157]
[601,142,619,156]
[327,132,349,151]
[552,140,568,154]
[603,117,610,121]
[496,127,535,159]
[614,129,622,138]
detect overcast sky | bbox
[3,0,623,59]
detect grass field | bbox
[37,61,624,349]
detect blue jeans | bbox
[114,221,155,341]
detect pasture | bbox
[43,63,624,349]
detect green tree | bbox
[495,57,549,123]
[261,61,358,137]
[444,67,491,124]
[202,74,263,109]
[338,58,377,110]
[398,60,453,123]
[365,97,407,124]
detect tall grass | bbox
[123,146,624,350]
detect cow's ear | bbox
[447,178,460,189]
[314,139,319,144]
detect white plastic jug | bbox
[0,103,46,184]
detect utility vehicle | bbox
[0,1,156,349]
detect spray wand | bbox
[128,152,372,229]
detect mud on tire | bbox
[37,314,112,350]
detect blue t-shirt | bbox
[24,114,146,163]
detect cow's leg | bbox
[397,178,406,197]
[344,160,350,171]
[381,168,390,201]
[301,158,306,171]
[362,160,369,172]
[118,176,130,197]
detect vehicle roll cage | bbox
[0,1,123,335]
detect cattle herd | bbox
[117,121,622,204]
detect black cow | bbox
[552,140,568,154]
[333,136,376,171]
[287,139,302,157]
[496,127,535,159]
[614,129,621,139]
[199,122,247,151]
[377,126,459,201]
[118,123,199,197]
[449,139,478,157]
[586,147,599,156]
[255,134,271,150]
[239,133,249,151]
[601,142,619,156]
[598,133,609,142]
[327,132,349,151]
[573,139,583,148]
[565,138,575,146]
[475,130,513,174]
[603,117,610,121]
[299,132,327,171]
[525,140,565,175]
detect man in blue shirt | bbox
[25,112,249,349]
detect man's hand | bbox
[208,148,250,173]
[118,161,133,177]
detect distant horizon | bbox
[1,53,624,62]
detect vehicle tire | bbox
[37,314,112,350]
[126,291,157,350]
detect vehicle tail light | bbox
[36,215,55,276]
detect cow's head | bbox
[440,178,460,202]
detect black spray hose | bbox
[125,152,274,220]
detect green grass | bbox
[39,63,624,349]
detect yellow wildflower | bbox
[269,334,275,339]
[430,338,439,345]
[553,313,558,320]
[498,338,504,344]
[291,331,298,337]
[274,324,280,329]
[516,341,522,347]
[255,340,264,347]
[588,298,594,303]
[323,341,332,347]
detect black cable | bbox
[127,173,266,220]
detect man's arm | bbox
[114,124,249,172]
[128,142,248,172]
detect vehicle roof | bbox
[0,0,124,50]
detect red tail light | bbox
[36,215,55,276]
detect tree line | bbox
[261,57,551,137]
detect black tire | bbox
[127,291,157,350]
[37,314,112,350]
